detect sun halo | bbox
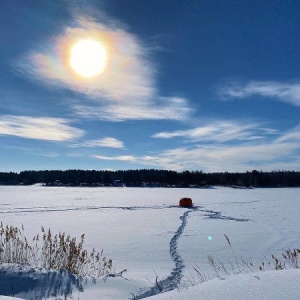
[70,39,107,78]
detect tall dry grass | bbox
[187,235,300,286]
[0,222,114,277]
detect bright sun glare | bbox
[70,39,107,78]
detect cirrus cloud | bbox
[74,96,191,121]
[0,115,84,141]
[93,155,136,162]
[73,137,125,149]
[153,121,278,142]
[93,142,299,172]
[93,124,300,172]
[219,80,300,106]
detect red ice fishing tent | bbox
[179,197,193,207]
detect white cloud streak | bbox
[74,137,125,149]
[74,96,191,121]
[276,125,300,143]
[153,121,277,142]
[219,80,300,106]
[93,155,136,162]
[0,115,84,141]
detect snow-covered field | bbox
[0,186,299,299]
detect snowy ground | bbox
[0,186,299,299]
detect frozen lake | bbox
[0,186,299,298]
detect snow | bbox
[0,186,299,299]
[0,297,24,300]
[149,269,300,300]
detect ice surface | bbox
[0,186,299,299]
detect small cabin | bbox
[113,180,124,187]
[179,197,193,207]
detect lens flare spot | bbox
[70,39,107,78]
[208,236,213,241]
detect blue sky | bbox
[1,0,300,172]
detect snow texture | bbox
[136,209,195,298]
[0,186,299,299]
[149,269,300,300]
[0,264,77,299]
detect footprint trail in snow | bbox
[135,207,199,299]
[134,204,250,299]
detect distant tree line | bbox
[0,169,299,187]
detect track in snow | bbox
[0,205,251,223]
[201,209,251,222]
[135,207,198,299]
[134,205,251,299]
[0,205,179,215]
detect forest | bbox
[0,169,299,188]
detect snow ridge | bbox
[0,264,78,299]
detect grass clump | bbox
[188,235,300,286]
[267,249,300,270]
[0,223,32,265]
[0,222,114,278]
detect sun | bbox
[70,39,107,78]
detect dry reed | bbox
[0,222,114,277]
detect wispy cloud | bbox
[219,80,300,106]
[276,125,300,143]
[153,121,277,142]
[93,124,300,172]
[74,137,125,149]
[0,115,83,141]
[93,155,136,162]
[74,96,191,121]
[151,142,299,171]
[15,13,193,121]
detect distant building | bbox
[113,180,124,187]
